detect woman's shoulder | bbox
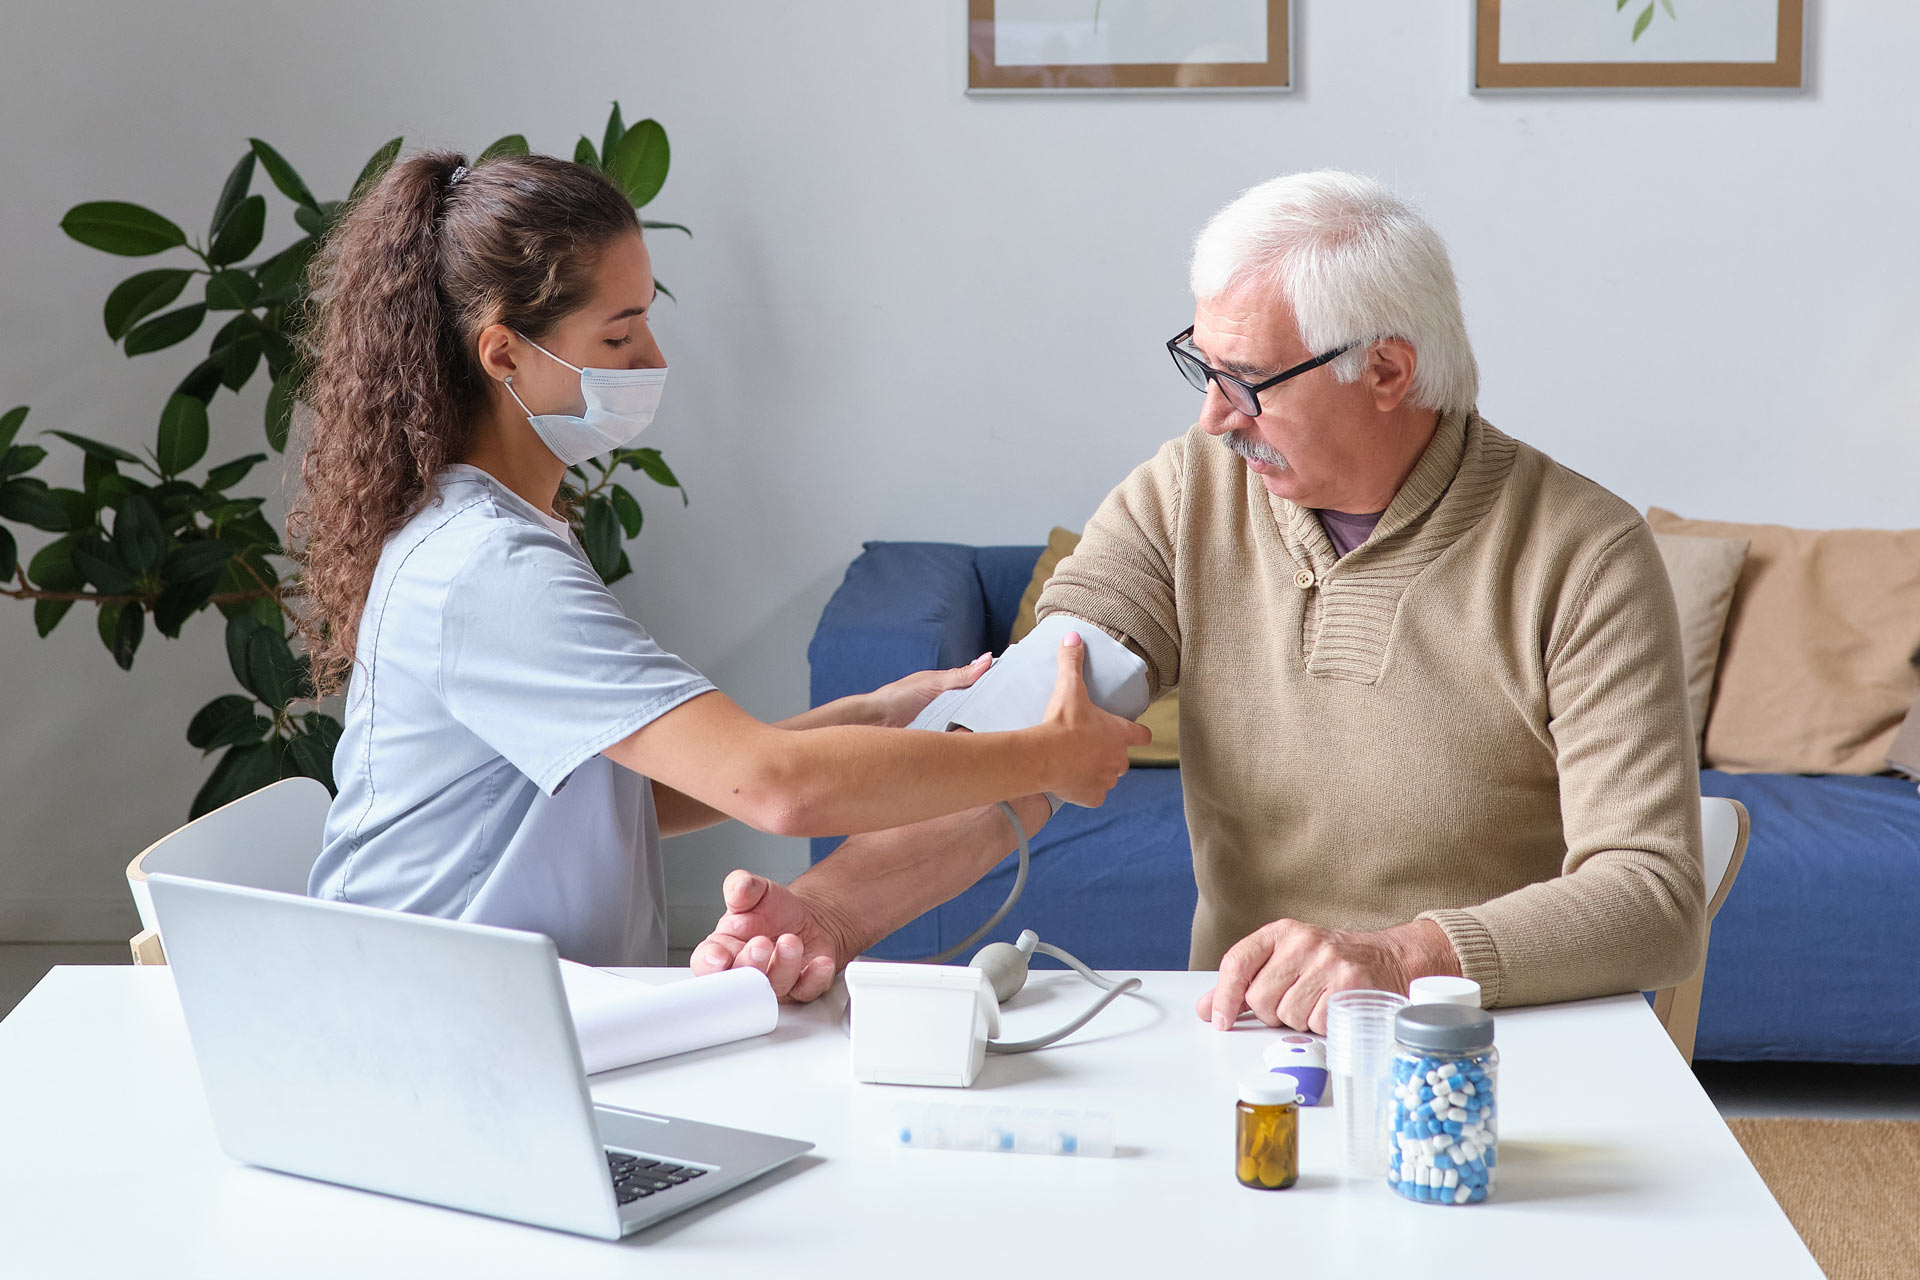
[380,471,577,596]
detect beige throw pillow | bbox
[1650,531,1749,753]
[1647,508,1920,775]
[1888,693,1920,783]
[1013,527,1180,767]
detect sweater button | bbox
[1294,568,1316,590]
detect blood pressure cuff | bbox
[908,614,1152,811]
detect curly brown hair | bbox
[289,149,640,698]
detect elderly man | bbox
[693,171,1705,1032]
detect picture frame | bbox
[967,0,1292,94]
[1474,0,1805,90]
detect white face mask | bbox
[504,332,668,467]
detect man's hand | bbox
[862,653,993,729]
[1196,918,1460,1035]
[689,870,857,1002]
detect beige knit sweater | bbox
[1037,410,1705,1007]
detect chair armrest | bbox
[808,542,991,707]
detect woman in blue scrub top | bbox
[292,151,1147,967]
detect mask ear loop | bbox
[502,374,538,420]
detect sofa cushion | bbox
[1695,771,1920,1062]
[855,767,1197,969]
[1651,530,1748,753]
[1647,509,1920,775]
[1011,526,1181,766]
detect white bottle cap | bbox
[1408,976,1482,1007]
[1240,1072,1300,1107]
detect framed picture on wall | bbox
[1474,0,1805,90]
[967,0,1292,93]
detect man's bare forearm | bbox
[794,794,1055,961]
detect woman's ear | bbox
[475,323,520,384]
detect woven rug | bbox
[1728,1117,1920,1280]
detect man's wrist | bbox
[787,874,867,966]
[1382,917,1462,988]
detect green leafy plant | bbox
[1617,0,1679,42]
[1,103,688,818]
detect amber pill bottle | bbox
[1235,1072,1300,1190]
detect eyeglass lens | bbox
[1171,343,1258,415]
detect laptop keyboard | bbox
[606,1149,709,1205]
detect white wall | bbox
[2,1,1914,944]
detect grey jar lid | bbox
[1395,1003,1495,1054]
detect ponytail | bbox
[291,148,638,697]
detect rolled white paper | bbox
[558,962,778,1075]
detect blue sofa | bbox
[809,541,1920,1064]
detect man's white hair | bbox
[1188,170,1478,415]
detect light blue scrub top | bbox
[309,464,714,966]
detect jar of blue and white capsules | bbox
[1389,1004,1497,1205]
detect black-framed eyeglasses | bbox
[1166,326,1355,418]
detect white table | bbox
[0,966,1819,1279]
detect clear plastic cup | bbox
[1325,989,1408,1178]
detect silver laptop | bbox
[146,873,812,1240]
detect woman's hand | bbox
[1038,632,1152,806]
[863,652,993,728]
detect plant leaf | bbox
[35,598,74,636]
[187,694,263,750]
[581,498,623,580]
[208,193,266,266]
[477,134,529,162]
[1,445,46,478]
[165,538,235,582]
[215,332,263,391]
[1660,0,1676,17]
[294,202,336,237]
[113,494,166,573]
[248,138,320,211]
[153,572,219,638]
[204,453,268,491]
[208,152,257,242]
[0,406,24,453]
[1618,0,1630,9]
[190,741,280,818]
[623,446,687,503]
[1633,1,1655,39]
[98,599,144,670]
[283,730,337,791]
[156,395,211,476]
[227,614,301,708]
[607,119,670,209]
[0,479,70,531]
[602,103,626,171]
[255,237,317,301]
[49,486,92,531]
[103,269,194,340]
[72,540,137,593]
[27,537,81,590]
[124,303,208,357]
[640,219,692,237]
[60,201,187,256]
[265,372,296,452]
[574,135,599,170]
[44,430,143,465]
[652,279,674,303]
[609,484,643,538]
[0,526,14,581]
[350,136,404,203]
